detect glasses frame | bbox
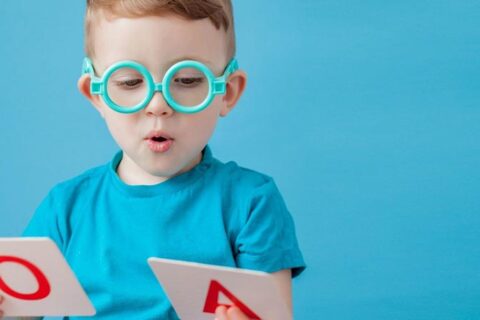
[82,57,239,114]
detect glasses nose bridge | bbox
[145,80,173,116]
[153,82,164,93]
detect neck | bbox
[116,151,203,186]
[117,157,170,185]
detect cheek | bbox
[103,112,139,145]
[181,103,221,141]
[199,100,223,128]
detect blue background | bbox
[1,0,479,319]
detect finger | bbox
[0,295,4,320]
[227,306,250,320]
[215,305,228,320]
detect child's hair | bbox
[85,0,236,60]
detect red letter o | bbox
[0,255,51,300]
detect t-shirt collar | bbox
[108,145,213,197]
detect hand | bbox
[215,305,250,320]
[0,295,4,319]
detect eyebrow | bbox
[97,56,221,78]
[166,56,213,68]
[101,56,212,67]
[164,56,226,76]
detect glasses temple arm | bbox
[82,57,103,94]
[213,58,239,94]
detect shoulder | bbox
[212,158,275,192]
[47,162,109,201]
[23,161,110,246]
[210,161,282,212]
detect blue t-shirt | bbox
[23,146,306,319]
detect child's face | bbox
[80,14,244,184]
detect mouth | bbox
[151,136,168,142]
[146,130,173,140]
[146,131,174,153]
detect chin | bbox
[141,150,201,178]
[147,166,181,179]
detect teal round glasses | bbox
[82,57,239,114]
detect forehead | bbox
[92,14,228,73]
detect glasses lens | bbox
[106,67,148,109]
[168,67,209,108]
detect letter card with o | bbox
[0,238,95,317]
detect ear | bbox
[77,74,106,118]
[220,70,247,117]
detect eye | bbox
[174,77,204,86]
[114,78,144,89]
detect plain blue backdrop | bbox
[1,0,479,319]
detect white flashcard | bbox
[148,257,292,320]
[0,237,95,317]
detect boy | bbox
[1,0,305,319]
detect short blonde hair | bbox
[84,0,236,60]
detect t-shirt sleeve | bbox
[234,178,306,278]
[22,188,66,252]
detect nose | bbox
[144,91,174,117]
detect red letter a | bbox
[202,279,261,319]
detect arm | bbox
[215,269,293,320]
[272,269,293,313]
[0,295,42,320]
[217,178,304,319]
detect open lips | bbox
[152,136,168,142]
[146,131,174,153]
